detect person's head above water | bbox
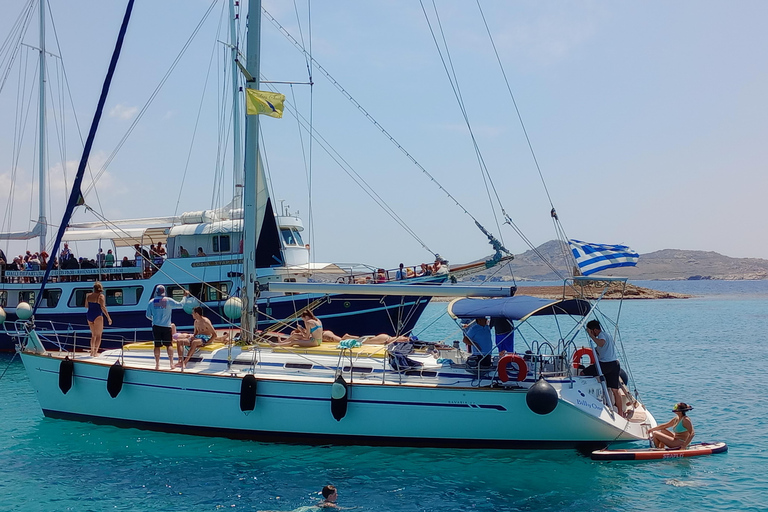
[321,485,337,502]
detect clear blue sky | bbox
[2,1,767,268]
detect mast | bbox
[240,0,262,341]
[37,0,48,252]
[229,0,243,209]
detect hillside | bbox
[463,240,768,281]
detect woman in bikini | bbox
[85,281,112,356]
[279,310,324,347]
[648,402,695,449]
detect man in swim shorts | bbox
[583,319,625,417]
[146,285,187,370]
[177,306,217,369]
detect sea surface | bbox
[1,280,767,511]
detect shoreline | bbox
[432,283,690,302]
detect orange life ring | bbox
[572,347,595,368]
[497,354,528,382]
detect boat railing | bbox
[6,319,68,352]
[3,265,144,283]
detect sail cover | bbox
[568,239,639,276]
[448,296,591,322]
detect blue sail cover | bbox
[448,296,591,322]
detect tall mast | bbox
[240,0,262,341]
[229,0,243,209]
[37,0,48,252]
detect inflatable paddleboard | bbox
[591,442,728,461]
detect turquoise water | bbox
[1,281,767,511]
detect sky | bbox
[1,0,767,269]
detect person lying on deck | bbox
[322,330,411,345]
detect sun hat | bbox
[673,402,693,412]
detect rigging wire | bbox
[291,0,316,264]
[474,1,577,278]
[261,7,505,255]
[172,1,225,219]
[0,0,35,96]
[420,0,505,246]
[82,0,219,198]
[257,79,436,256]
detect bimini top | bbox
[447,295,592,322]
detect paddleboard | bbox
[591,442,728,461]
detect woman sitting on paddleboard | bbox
[648,402,695,449]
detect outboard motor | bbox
[526,376,558,415]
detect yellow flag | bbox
[245,89,285,118]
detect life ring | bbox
[497,354,527,382]
[572,347,595,368]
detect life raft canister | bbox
[572,347,595,368]
[497,354,528,382]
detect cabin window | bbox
[70,289,88,308]
[19,291,35,305]
[213,235,231,253]
[206,282,229,302]
[106,289,124,306]
[41,289,61,308]
[166,285,188,302]
[280,228,304,247]
[68,286,143,307]
[0,290,7,307]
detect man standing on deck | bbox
[146,285,188,370]
[584,319,625,417]
[462,317,493,367]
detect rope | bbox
[82,0,219,198]
[262,7,504,254]
[0,352,19,382]
[420,0,505,244]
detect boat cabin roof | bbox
[63,226,169,247]
[447,295,591,322]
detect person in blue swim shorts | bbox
[177,306,217,369]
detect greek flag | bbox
[568,239,639,276]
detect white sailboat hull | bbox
[20,350,652,448]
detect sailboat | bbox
[0,1,509,352]
[13,0,657,449]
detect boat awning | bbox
[63,226,170,247]
[285,263,347,274]
[447,296,592,322]
[168,219,242,236]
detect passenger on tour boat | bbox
[85,281,112,357]
[648,402,695,449]
[396,262,407,280]
[196,247,206,257]
[176,307,218,370]
[178,246,190,258]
